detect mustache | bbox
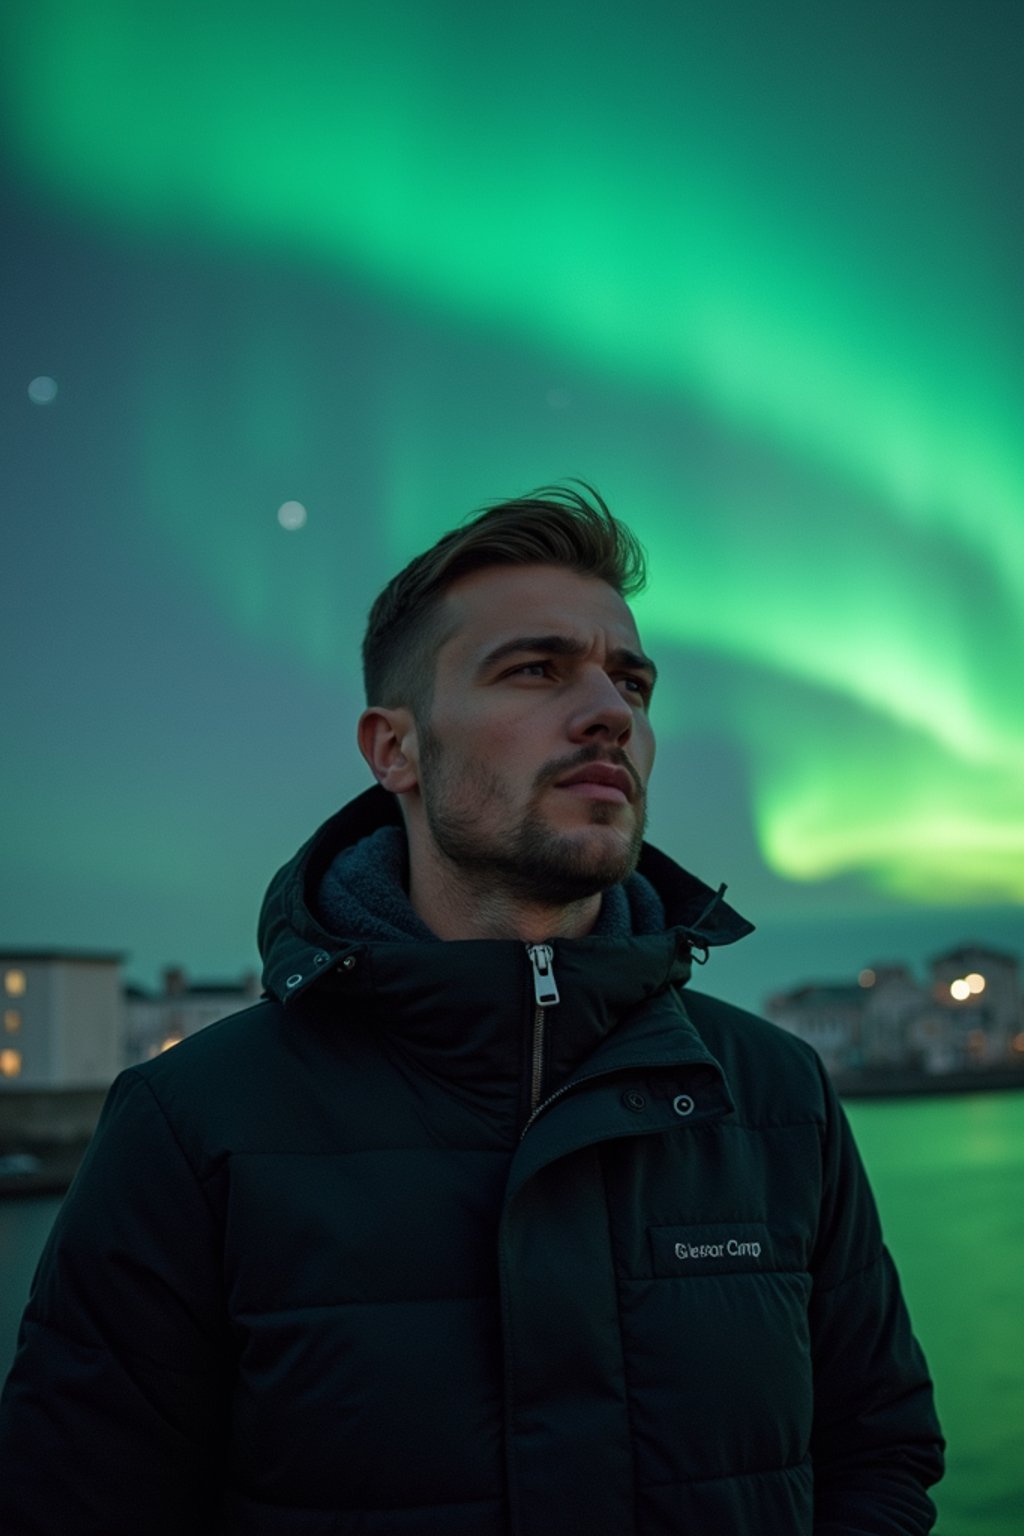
[535,745,645,802]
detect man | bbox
[0,486,943,1534]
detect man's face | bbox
[411,563,657,905]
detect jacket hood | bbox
[258,785,754,1008]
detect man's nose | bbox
[568,670,634,743]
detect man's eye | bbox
[510,662,549,678]
[620,676,652,701]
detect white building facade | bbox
[1,950,124,1090]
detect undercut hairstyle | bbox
[362,483,647,717]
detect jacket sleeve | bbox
[808,1066,945,1535]
[0,1069,231,1535]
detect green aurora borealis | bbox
[2,1,1023,993]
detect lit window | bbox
[3,1010,21,1034]
[965,972,986,994]
[858,969,876,988]
[0,1049,22,1078]
[3,970,26,998]
[949,979,971,1001]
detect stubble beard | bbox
[419,728,648,906]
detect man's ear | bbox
[357,707,420,795]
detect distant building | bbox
[859,965,932,1070]
[125,967,261,1064]
[928,944,1022,1068]
[0,950,124,1090]
[766,943,1024,1082]
[0,950,262,1088]
[762,983,863,1078]
[0,952,261,1156]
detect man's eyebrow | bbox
[480,634,658,683]
[611,646,659,684]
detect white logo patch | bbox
[650,1222,773,1277]
[674,1238,762,1261]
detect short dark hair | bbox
[362,482,647,714]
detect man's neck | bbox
[409,861,602,942]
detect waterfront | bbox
[1,1091,1021,1534]
[844,1091,1024,1536]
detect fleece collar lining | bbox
[316,824,666,945]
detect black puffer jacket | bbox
[0,788,943,1534]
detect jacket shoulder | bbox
[134,998,284,1081]
[121,985,395,1172]
[682,988,831,1126]
[124,998,305,1166]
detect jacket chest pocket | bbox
[619,1223,815,1483]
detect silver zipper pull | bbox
[527,943,559,1007]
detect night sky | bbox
[2,0,1022,1013]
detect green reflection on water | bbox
[847,1092,1024,1536]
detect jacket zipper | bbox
[526,944,560,1113]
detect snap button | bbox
[623,1090,647,1112]
[313,952,328,966]
[672,1093,695,1117]
[285,973,303,989]
[339,955,357,972]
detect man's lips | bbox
[553,762,637,804]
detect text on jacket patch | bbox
[674,1239,762,1260]
[649,1221,774,1277]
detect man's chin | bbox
[509,822,644,903]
